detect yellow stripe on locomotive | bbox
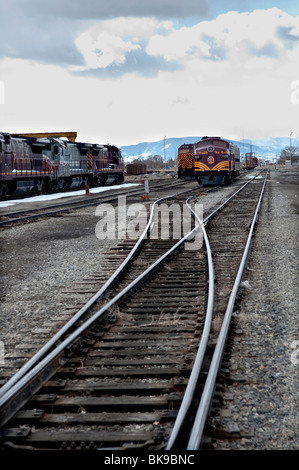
[194,161,210,171]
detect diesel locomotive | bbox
[0,132,124,196]
[194,136,241,185]
[177,143,195,179]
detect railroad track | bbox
[0,177,180,203]
[0,172,268,450]
[0,178,190,227]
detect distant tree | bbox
[130,154,176,169]
[278,145,299,164]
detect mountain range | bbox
[120,136,298,162]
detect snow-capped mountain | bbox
[120,136,298,161]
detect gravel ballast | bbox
[0,168,298,450]
[211,167,298,450]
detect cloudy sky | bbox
[0,0,298,146]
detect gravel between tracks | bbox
[0,178,233,351]
[0,169,298,450]
[212,167,298,450]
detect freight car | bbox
[194,136,241,185]
[177,143,195,179]
[0,132,124,196]
[126,163,147,175]
[242,152,258,170]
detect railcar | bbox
[194,136,241,185]
[0,132,124,196]
[242,152,258,170]
[126,163,147,175]
[177,143,195,179]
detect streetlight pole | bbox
[164,136,166,168]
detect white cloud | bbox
[73,17,173,72]
[147,8,299,68]
[1,8,299,145]
[70,8,299,82]
[74,31,140,70]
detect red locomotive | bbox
[242,152,258,170]
[0,132,124,196]
[194,136,241,185]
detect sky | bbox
[0,0,298,147]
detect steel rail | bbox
[0,180,189,226]
[0,196,201,426]
[165,171,266,449]
[202,171,264,224]
[165,197,215,449]
[0,188,197,407]
[0,173,265,429]
[1,179,187,216]
[187,171,268,450]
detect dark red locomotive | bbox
[0,132,124,196]
[194,136,241,185]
